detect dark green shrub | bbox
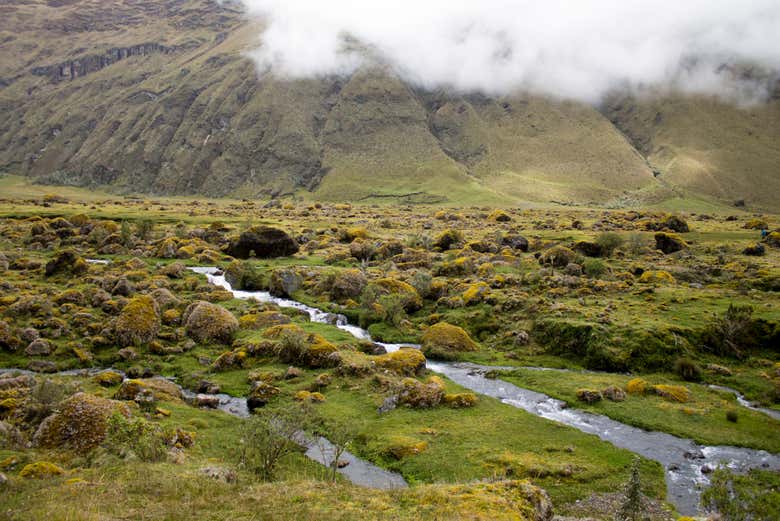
[726,410,739,423]
[583,258,607,278]
[595,232,624,257]
[674,357,703,382]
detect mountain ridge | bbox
[0,0,778,210]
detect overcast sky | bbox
[239,0,780,103]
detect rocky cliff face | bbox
[0,0,778,209]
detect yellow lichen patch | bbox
[462,282,490,305]
[626,378,648,395]
[19,461,65,479]
[374,349,427,376]
[239,312,291,330]
[383,436,429,460]
[421,322,478,360]
[92,371,123,387]
[638,270,675,284]
[652,384,690,403]
[294,390,326,403]
[443,393,478,408]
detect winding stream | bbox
[190,267,780,515]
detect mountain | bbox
[0,0,778,210]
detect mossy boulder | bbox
[421,322,478,360]
[765,231,780,248]
[654,232,687,254]
[114,295,160,347]
[263,324,339,368]
[330,269,368,300]
[226,226,299,259]
[374,348,427,376]
[44,250,88,277]
[224,260,266,291]
[433,229,463,250]
[34,392,130,454]
[398,376,445,408]
[502,234,529,252]
[575,389,603,404]
[268,268,303,298]
[488,209,512,222]
[368,278,422,312]
[538,246,577,268]
[114,378,183,402]
[247,381,280,411]
[183,301,239,344]
[93,371,123,387]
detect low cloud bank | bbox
[238,0,780,103]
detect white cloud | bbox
[239,0,780,103]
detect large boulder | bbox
[114,295,160,347]
[538,245,577,268]
[654,232,687,254]
[421,322,478,360]
[268,268,303,298]
[44,250,88,277]
[367,278,423,312]
[183,301,239,344]
[330,269,367,300]
[226,226,299,259]
[33,392,130,454]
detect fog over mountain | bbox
[242,0,780,103]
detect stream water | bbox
[188,267,780,515]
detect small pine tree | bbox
[616,458,646,521]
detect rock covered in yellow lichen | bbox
[19,461,65,479]
[421,322,478,360]
[183,301,239,344]
[114,294,160,347]
[33,392,130,454]
[374,348,426,376]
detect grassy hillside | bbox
[0,0,777,209]
[605,94,780,212]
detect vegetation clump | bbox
[183,301,239,344]
[34,392,130,454]
[19,461,64,479]
[398,376,445,408]
[638,270,675,284]
[114,295,160,347]
[538,245,577,268]
[421,322,478,360]
[374,348,427,376]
